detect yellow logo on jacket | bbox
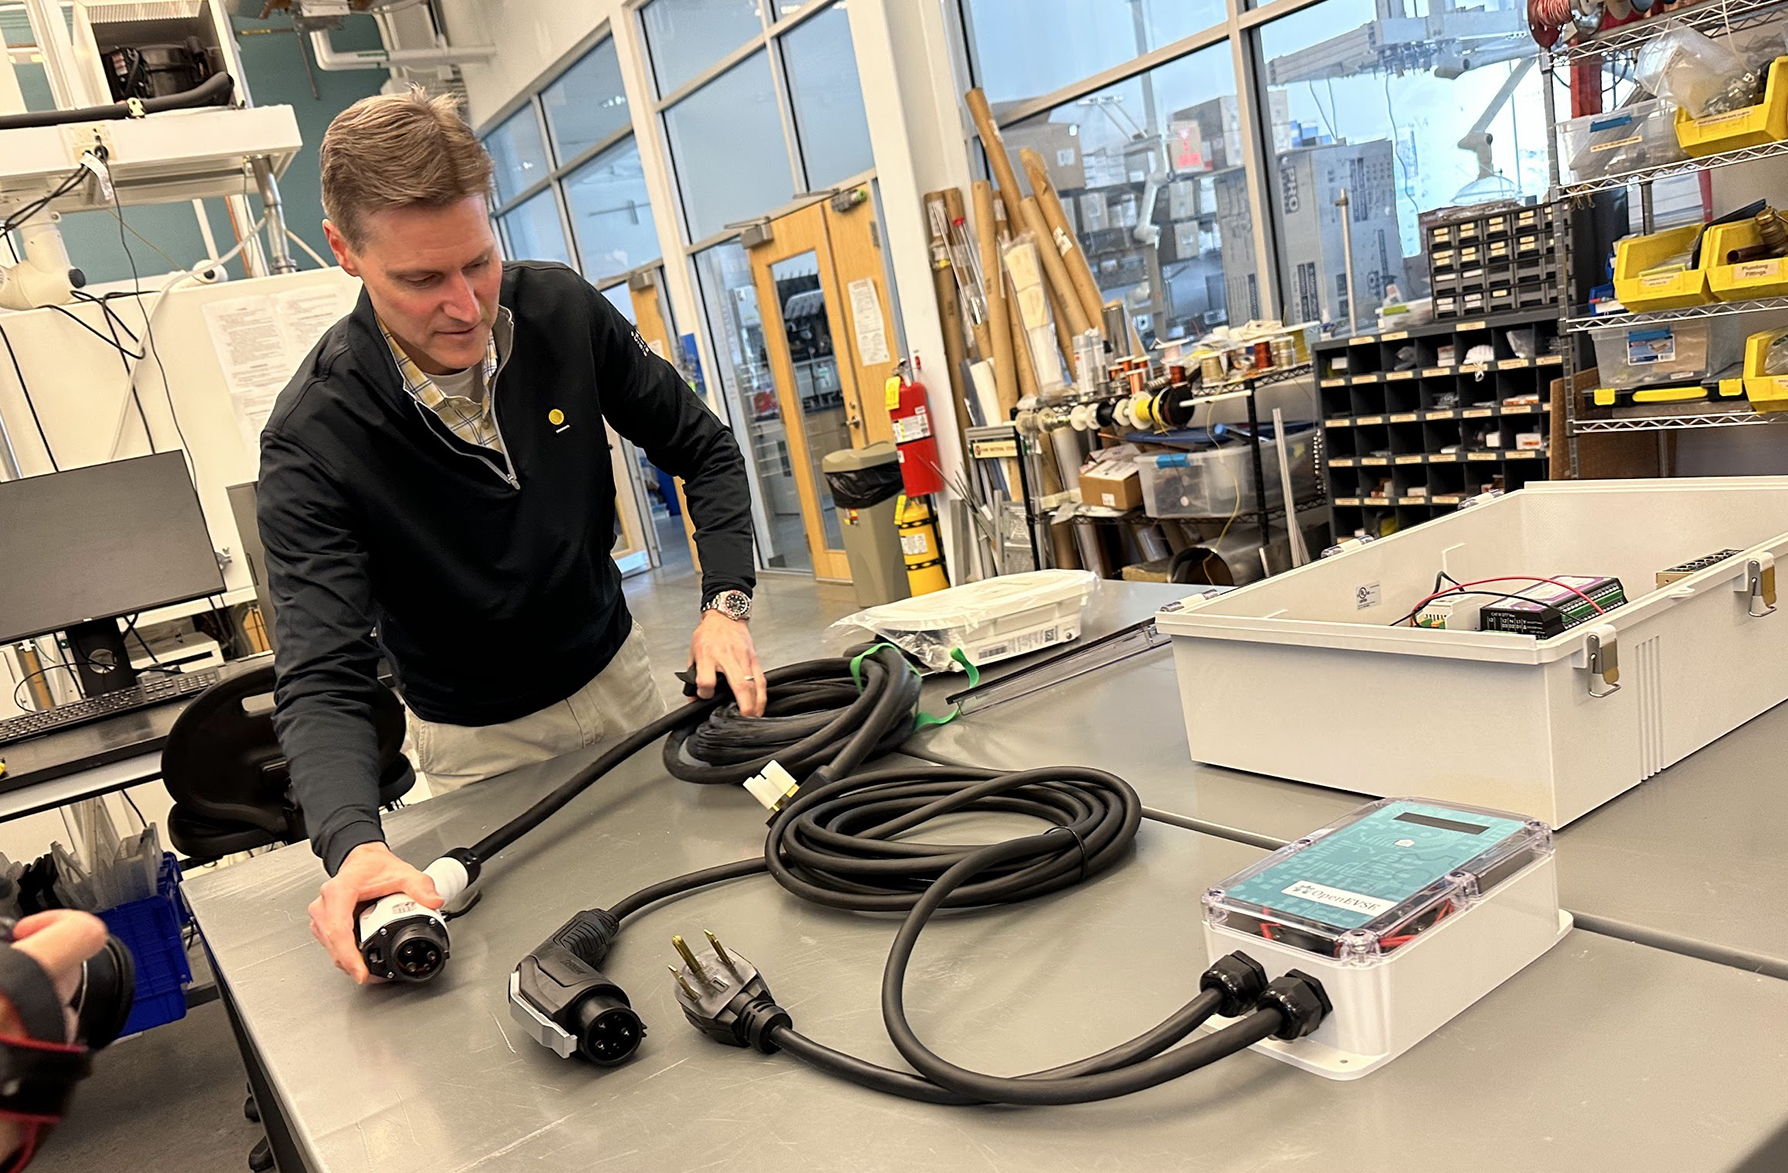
[548,408,565,425]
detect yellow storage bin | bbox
[1613,223,1712,311]
[1706,219,1788,300]
[1592,379,1744,408]
[1744,330,1788,412]
[1674,58,1788,157]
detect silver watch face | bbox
[706,590,751,620]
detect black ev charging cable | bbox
[361,648,924,984]
[515,761,1332,1103]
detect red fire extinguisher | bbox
[886,357,946,498]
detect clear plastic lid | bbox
[1203,798,1553,966]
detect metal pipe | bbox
[0,72,234,131]
[251,157,298,274]
[306,29,496,71]
[1336,186,1360,334]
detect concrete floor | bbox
[36,562,856,1173]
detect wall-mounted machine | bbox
[0,0,303,307]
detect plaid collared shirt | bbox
[379,316,506,457]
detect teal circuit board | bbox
[1222,801,1531,930]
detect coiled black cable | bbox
[590,760,1291,1105]
[466,647,920,866]
[662,653,921,787]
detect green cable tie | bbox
[913,648,979,729]
[849,642,900,692]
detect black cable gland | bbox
[1259,969,1333,1040]
[739,999,793,1055]
[1199,951,1269,1018]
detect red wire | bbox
[1402,576,1609,627]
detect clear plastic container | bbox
[1138,425,1317,518]
[1588,319,1740,389]
[1202,797,1554,966]
[1558,99,1687,184]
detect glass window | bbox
[664,52,795,241]
[565,139,661,283]
[641,0,766,96]
[779,3,874,187]
[695,242,806,570]
[498,189,573,266]
[1257,0,1547,329]
[600,283,637,322]
[961,0,1224,108]
[541,40,631,164]
[1004,43,1253,348]
[485,108,552,207]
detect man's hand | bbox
[691,609,765,717]
[309,842,443,984]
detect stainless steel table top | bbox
[924,583,1788,975]
[187,730,1788,1173]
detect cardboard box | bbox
[1169,179,1200,221]
[1000,120,1085,192]
[1174,220,1203,261]
[1079,461,1141,511]
[1080,193,1109,233]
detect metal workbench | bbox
[185,582,1788,1172]
[919,583,1788,979]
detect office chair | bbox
[161,663,415,863]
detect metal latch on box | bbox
[1737,556,1777,618]
[1580,626,1620,699]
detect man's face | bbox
[324,195,502,376]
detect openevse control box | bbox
[1203,797,1572,1078]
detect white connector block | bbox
[743,760,799,812]
[1203,853,1571,1080]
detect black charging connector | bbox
[509,909,646,1065]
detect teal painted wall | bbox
[8,14,387,285]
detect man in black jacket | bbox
[259,91,762,984]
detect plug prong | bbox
[671,934,708,985]
[704,929,738,973]
[668,965,700,999]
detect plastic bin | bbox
[1587,319,1737,389]
[98,854,191,1037]
[1612,224,1712,312]
[1674,57,1788,157]
[1156,479,1788,826]
[1559,99,1686,184]
[1744,329,1788,411]
[1705,219,1788,300]
[1138,425,1317,519]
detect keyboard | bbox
[0,669,220,747]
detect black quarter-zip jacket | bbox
[258,262,754,873]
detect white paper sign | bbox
[203,284,355,450]
[846,277,890,366]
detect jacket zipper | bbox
[404,318,520,489]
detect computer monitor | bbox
[0,452,226,694]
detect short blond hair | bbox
[320,89,494,246]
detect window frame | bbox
[482,27,662,287]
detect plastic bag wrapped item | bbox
[1637,26,1747,118]
[1767,330,1788,377]
[826,569,1098,671]
[824,458,904,510]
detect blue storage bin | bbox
[98,854,192,1037]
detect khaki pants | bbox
[406,624,668,795]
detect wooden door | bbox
[744,201,866,582]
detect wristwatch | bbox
[702,589,752,622]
